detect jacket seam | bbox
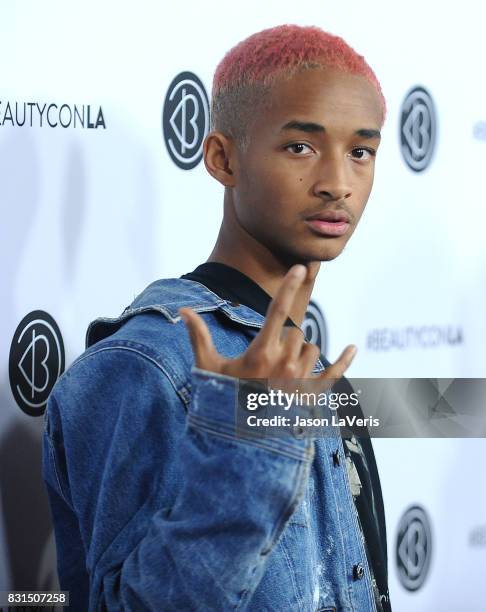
[68,344,187,408]
[44,432,70,506]
[187,418,313,463]
[176,277,229,306]
[188,411,312,460]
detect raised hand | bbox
[179,264,357,384]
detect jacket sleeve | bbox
[43,343,314,611]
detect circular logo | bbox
[396,504,432,591]
[162,71,209,170]
[9,310,65,417]
[400,86,437,172]
[302,301,327,356]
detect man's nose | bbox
[312,155,352,201]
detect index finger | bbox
[256,264,307,346]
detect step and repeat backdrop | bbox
[1,1,486,610]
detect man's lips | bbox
[304,210,351,237]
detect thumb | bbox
[179,307,220,369]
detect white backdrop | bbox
[1,1,486,610]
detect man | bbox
[43,24,391,611]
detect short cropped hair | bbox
[211,24,386,151]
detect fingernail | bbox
[291,264,306,278]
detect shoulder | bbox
[54,277,260,410]
[84,276,260,372]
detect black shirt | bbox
[181,262,391,611]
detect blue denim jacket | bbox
[42,277,379,611]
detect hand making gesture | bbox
[179,264,357,387]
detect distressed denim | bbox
[42,278,378,611]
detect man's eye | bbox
[286,143,313,155]
[350,147,376,161]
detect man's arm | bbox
[43,346,313,611]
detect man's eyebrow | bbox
[281,120,325,133]
[281,121,381,140]
[355,128,381,139]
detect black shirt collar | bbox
[181,262,297,327]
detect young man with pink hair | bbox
[43,24,391,611]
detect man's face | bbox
[231,67,383,263]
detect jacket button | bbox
[332,450,340,466]
[292,425,306,439]
[353,563,365,580]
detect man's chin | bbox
[319,251,343,261]
[289,251,342,264]
[296,238,348,262]
[307,247,344,262]
[271,241,345,265]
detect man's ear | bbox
[203,131,237,187]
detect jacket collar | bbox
[86,278,266,348]
[131,277,267,328]
[85,277,325,372]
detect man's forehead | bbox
[262,69,384,128]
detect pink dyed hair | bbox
[211,24,386,148]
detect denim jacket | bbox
[42,277,379,612]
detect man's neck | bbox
[207,224,320,327]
